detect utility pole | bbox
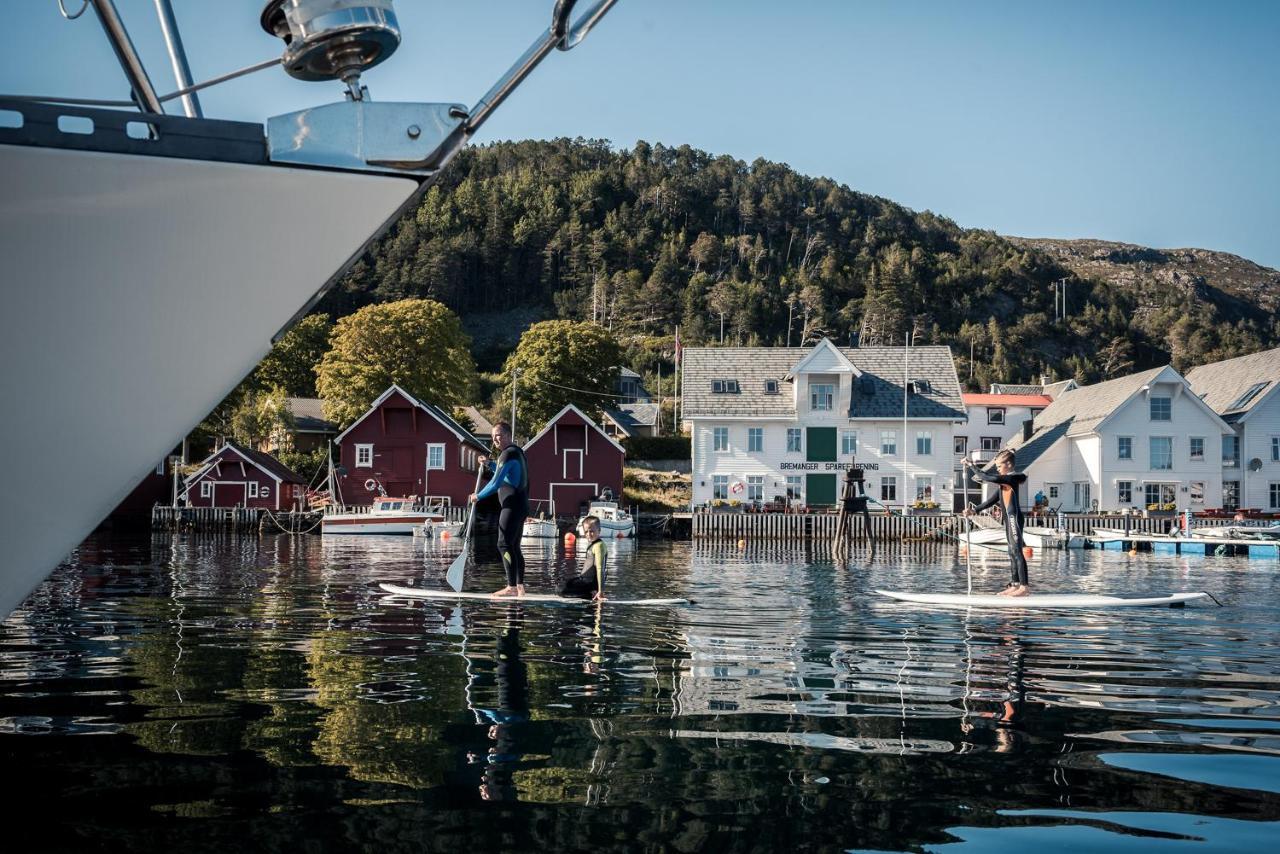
[510,369,519,440]
[903,330,910,513]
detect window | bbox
[748,428,763,453]
[916,431,932,456]
[1271,483,1280,510]
[988,408,1005,425]
[785,476,803,501]
[981,437,1001,452]
[1223,435,1239,466]
[1190,437,1205,461]
[1029,407,1044,418]
[810,383,834,411]
[712,475,729,500]
[711,379,740,394]
[427,443,445,470]
[248,481,259,498]
[764,379,779,394]
[747,475,764,502]
[1145,483,1175,508]
[842,430,858,455]
[200,480,212,498]
[954,436,968,455]
[356,444,373,467]
[880,476,897,502]
[880,430,897,455]
[1150,437,1173,470]
[1149,396,1171,421]
[1047,484,1060,499]
[1223,480,1240,510]
[1074,481,1091,509]
[261,485,270,498]
[1190,481,1205,504]
[915,477,933,501]
[1273,437,1280,462]
[909,379,931,394]
[787,428,802,453]
[1117,480,1133,504]
[1227,382,1269,411]
[713,427,729,452]
[1117,436,1132,460]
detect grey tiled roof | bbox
[681,343,965,420]
[604,403,659,434]
[286,397,337,434]
[1185,347,1280,424]
[1001,367,1165,468]
[618,366,641,379]
[463,406,494,436]
[1042,379,1079,399]
[990,383,1043,395]
[223,440,307,484]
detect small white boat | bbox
[960,525,1084,549]
[413,518,464,539]
[1191,524,1280,541]
[523,501,560,539]
[577,500,636,538]
[323,497,448,535]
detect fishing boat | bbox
[577,500,636,538]
[0,0,619,616]
[960,521,1084,549]
[523,501,560,539]
[322,496,451,536]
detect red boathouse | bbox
[333,385,487,507]
[523,404,626,517]
[183,441,307,510]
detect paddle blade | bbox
[445,550,467,592]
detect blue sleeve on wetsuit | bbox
[475,457,522,500]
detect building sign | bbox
[780,461,879,471]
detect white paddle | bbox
[446,466,486,592]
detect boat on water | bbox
[959,524,1084,549]
[523,501,560,539]
[1190,523,1280,541]
[323,496,450,536]
[0,0,619,616]
[577,500,636,538]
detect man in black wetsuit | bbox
[470,421,529,597]
[964,449,1030,596]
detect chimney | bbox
[1022,419,1034,441]
[1040,374,1049,387]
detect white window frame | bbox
[248,481,259,499]
[915,476,933,501]
[1223,480,1240,510]
[880,476,897,502]
[785,475,803,502]
[987,408,1005,425]
[880,430,897,456]
[712,474,729,500]
[1190,437,1205,462]
[915,430,932,456]
[355,444,373,468]
[426,443,446,470]
[1272,436,1280,463]
[1271,482,1280,510]
[713,427,729,452]
[1145,482,1175,508]
[1047,484,1060,499]
[954,436,967,455]
[841,430,857,456]
[747,475,764,502]
[1190,481,1205,504]
[1117,480,1132,504]
[748,428,764,453]
[810,382,835,411]
[1150,436,1173,471]
[786,428,802,454]
[1149,396,1172,421]
[200,480,213,498]
[564,448,583,479]
[1073,481,1091,510]
[1117,436,1132,461]
[261,484,270,498]
[980,436,1001,452]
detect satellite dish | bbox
[1249,458,1263,472]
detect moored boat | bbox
[323,496,449,535]
[577,500,636,538]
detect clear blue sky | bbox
[8,1,1280,267]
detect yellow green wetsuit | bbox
[561,538,607,599]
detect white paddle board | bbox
[877,590,1209,609]
[380,583,688,606]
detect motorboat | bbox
[523,501,560,539]
[960,522,1084,549]
[0,0,619,616]
[323,496,448,536]
[577,500,636,538]
[1190,523,1280,540]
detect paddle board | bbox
[380,583,688,606]
[876,590,1209,609]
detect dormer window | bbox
[712,379,739,394]
[764,380,779,394]
[908,379,931,394]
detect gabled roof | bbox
[681,343,965,421]
[524,403,626,454]
[463,405,495,437]
[1185,347,1280,424]
[989,383,1043,395]
[1042,379,1079,399]
[286,397,337,434]
[185,440,305,486]
[785,337,858,379]
[333,385,487,450]
[603,403,659,435]
[618,366,642,379]
[1001,366,1231,470]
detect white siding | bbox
[1240,391,1280,509]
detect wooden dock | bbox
[1088,532,1280,558]
[152,506,323,533]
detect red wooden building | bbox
[183,441,307,510]
[523,404,626,517]
[333,385,487,507]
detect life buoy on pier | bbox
[364,478,379,492]
[730,481,745,495]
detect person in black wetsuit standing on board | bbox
[470,422,529,597]
[964,449,1030,596]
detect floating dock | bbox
[1088,532,1280,558]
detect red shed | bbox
[183,441,307,510]
[523,404,626,517]
[333,384,487,507]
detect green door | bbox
[806,473,837,506]
[806,427,836,462]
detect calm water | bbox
[4,532,1280,853]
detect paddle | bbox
[446,466,486,592]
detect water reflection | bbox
[2,533,1280,851]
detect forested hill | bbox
[323,138,1279,389]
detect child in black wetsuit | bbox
[965,449,1030,596]
[561,515,607,601]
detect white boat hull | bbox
[878,590,1210,609]
[523,519,559,538]
[0,144,418,614]
[960,526,1084,549]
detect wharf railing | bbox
[692,510,1176,541]
[152,506,323,533]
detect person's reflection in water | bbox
[960,627,1026,753]
[468,609,529,802]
